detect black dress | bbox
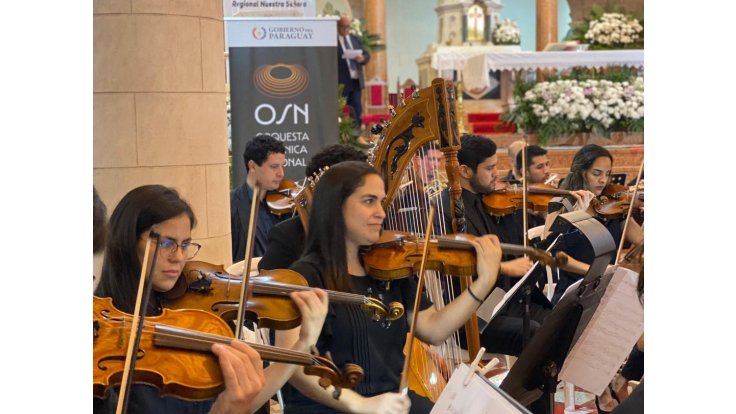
[94,385,214,414]
[281,257,434,414]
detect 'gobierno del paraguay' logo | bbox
[251,27,266,40]
[253,64,309,99]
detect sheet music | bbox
[558,266,644,396]
[431,364,531,414]
[342,49,363,59]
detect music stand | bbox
[499,211,617,414]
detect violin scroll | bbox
[363,297,404,322]
[303,355,364,390]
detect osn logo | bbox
[251,27,266,40]
[253,64,309,99]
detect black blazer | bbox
[337,34,370,92]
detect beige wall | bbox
[93,0,232,280]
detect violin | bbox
[162,261,404,330]
[265,179,301,216]
[482,183,574,216]
[592,184,645,220]
[361,231,569,280]
[93,296,363,400]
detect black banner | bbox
[229,39,338,184]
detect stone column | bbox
[536,0,558,51]
[363,0,386,113]
[536,0,558,81]
[93,0,232,275]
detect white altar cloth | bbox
[462,50,644,91]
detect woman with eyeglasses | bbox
[94,184,328,414]
[274,162,503,414]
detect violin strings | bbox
[196,272,378,304]
[99,316,319,364]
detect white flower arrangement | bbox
[349,18,363,37]
[506,77,644,143]
[584,13,643,47]
[492,19,521,45]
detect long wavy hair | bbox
[95,185,196,314]
[559,144,613,191]
[301,161,382,293]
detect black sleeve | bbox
[289,258,326,289]
[230,190,249,264]
[258,217,305,271]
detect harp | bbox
[368,78,481,400]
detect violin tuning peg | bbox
[371,124,384,134]
[332,388,342,400]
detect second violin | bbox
[162,261,404,329]
[361,231,568,280]
[482,183,574,216]
[265,178,301,216]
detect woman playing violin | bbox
[94,185,329,414]
[275,161,503,414]
[550,144,644,304]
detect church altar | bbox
[462,49,644,91]
[430,45,522,72]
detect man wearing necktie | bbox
[337,15,370,127]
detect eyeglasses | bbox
[157,239,201,260]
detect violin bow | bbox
[520,137,529,250]
[615,160,644,264]
[235,184,262,340]
[399,206,436,395]
[115,230,161,414]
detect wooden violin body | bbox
[265,179,301,216]
[362,231,568,280]
[593,184,644,220]
[93,296,364,400]
[162,261,403,330]
[482,184,573,216]
[93,296,231,400]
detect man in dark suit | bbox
[337,15,370,127]
[230,135,287,263]
[439,134,551,356]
